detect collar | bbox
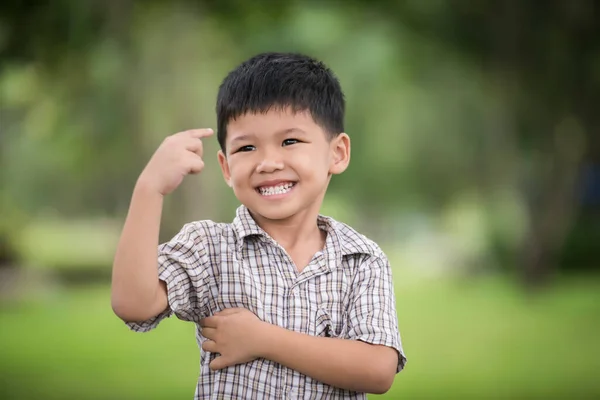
[231,205,380,258]
[231,205,265,240]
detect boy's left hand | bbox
[200,308,267,370]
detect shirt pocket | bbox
[312,302,347,338]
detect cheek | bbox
[226,160,241,177]
[298,148,326,165]
[306,150,329,168]
[298,156,330,181]
[228,161,253,188]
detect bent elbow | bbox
[111,282,167,322]
[111,297,134,322]
[364,345,398,394]
[370,371,395,394]
[367,352,398,394]
[111,296,150,323]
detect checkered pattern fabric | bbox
[127,205,405,399]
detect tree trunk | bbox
[520,118,586,288]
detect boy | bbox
[111,52,406,399]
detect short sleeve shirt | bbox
[127,205,406,399]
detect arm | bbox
[261,255,404,393]
[111,180,168,322]
[260,324,398,394]
[202,255,405,393]
[111,129,213,322]
[202,311,398,394]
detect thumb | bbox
[210,356,231,371]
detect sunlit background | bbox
[1,1,599,399]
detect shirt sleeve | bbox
[346,254,407,373]
[126,222,213,332]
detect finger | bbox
[186,128,214,139]
[185,131,210,152]
[210,356,231,371]
[201,327,217,340]
[185,137,204,155]
[199,316,219,328]
[201,339,218,353]
[187,156,204,175]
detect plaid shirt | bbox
[127,205,406,399]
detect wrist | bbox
[135,175,164,198]
[255,321,281,359]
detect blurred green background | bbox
[1,1,600,399]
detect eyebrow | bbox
[230,134,256,145]
[229,128,306,145]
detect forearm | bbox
[259,324,397,394]
[111,179,166,321]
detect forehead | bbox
[226,109,324,143]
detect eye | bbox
[282,138,300,146]
[236,145,255,153]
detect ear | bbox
[217,150,233,187]
[329,133,351,175]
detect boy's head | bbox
[216,52,345,152]
[215,52,351,221]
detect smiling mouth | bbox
[256,182,297,196]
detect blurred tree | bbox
[1,0,598,287]
[370,0,600,286]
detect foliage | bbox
[1,1,599,281]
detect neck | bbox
[251,207,323,252]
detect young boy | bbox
[111,52,406,399]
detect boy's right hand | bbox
[138,129,214,196]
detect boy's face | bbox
[217,108,350,222]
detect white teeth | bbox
[258,182,295,196]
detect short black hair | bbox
[216,52,345,151]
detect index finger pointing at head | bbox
[187,128,214,139]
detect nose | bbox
[256,149,284,173]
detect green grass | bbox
[1,276,599,399]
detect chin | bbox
[251,205,297,221]
[243,200,302,222]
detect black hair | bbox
[216,52,345,151]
